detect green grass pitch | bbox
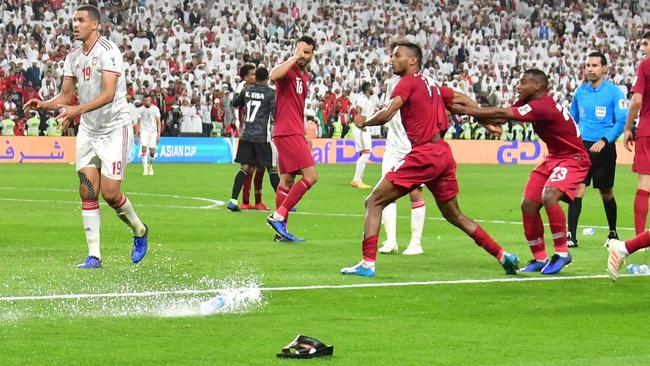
[1,162,650,365]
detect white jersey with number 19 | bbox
[63,35,129,137]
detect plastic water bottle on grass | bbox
[199,295,226,315]
[627,264,650,275]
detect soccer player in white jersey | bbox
[24,5,148,269]
[377,75,427,255]
[137,94,161,175]
[350,82,375,189]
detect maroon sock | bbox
[362,235,379,262]
[277,178,313,218]
[634,189,649,235]
[626,230,650,254]
[545,204,568,253]
[242,172,253,204]
[523,211,547,260]
[275,186,290,222]
[253,168,265,204]
[469,225,503,259]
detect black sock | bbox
[567,197,582,240]
[231,169,248,200]
[269,170,280,192]
[603,197,617,232]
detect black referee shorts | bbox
[235,140,276,167]
[583,140,616,189]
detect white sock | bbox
[410,201,426,246]
[142,150,148,169]
[113,195,146,236]
[82,206,101,259]
[272,211,285,222]
[353,153,370,182]
[382,202,398,244]
[149,153,155,166]
[556,252,569,257]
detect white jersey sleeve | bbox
[384,76,411,157]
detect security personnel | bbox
[568,51,627,247]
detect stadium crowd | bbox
[0,0,648,139]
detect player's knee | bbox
[600,189,614,201]
[520,199,539,213]
[100,188,121,206]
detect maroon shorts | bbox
[385,140,459,201]
[274,134,315,174]
[524,156,591,204]
[633,137,650,174]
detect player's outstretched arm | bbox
[354,96,403,128]
[24,76,75,114]
[452,104,515,121]
[56,72,119,128]
[624,92,643,151]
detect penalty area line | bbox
[0,273,630,302]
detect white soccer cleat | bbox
[142,165,149,175]
[402,243,423,255]
[148,165,154,176]
[378,241,398,254]
[607,239,628,282]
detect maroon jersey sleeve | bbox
[390,77,414,103]
[439,86,454,109]
[632,59,648,95]
[511,99,548,123]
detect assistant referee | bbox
[568,51,628,247]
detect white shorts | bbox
[76,125,133,181]
[381,149,407,177]
[140,131,158,149]
[352,126,372,152]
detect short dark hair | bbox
[643,31,650,40]
[523,68,549,89]
[395,41,422,68]
[296,35,317,51]
[361,81,371,94]
[77,4,101,22]
[255,67,269,82]
[587,51,607,66]
[239,63,255,79]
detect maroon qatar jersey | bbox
[512,94,588,159]
[632,58,650,137]
[273,64,310,137]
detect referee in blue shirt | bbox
[568,51,628,247]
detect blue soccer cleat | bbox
[266,215,305,242]
[227,201,241,212]
[501,253,519,275]
[340,261,375,277]
[519,259,548,273]
[541,253,572,275]
[131,224,148,264]
[77,255,102,269]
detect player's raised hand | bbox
[23,98,44,114]
[624,128,635,152]
[353,115,366,129]
[293,42,309,59]
[56,104,82,130]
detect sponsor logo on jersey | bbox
[517,104,532,116]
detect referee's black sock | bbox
[231,169,248,201]
[603,197,617,232]
[269,171,280,192]
[567,197,582,241]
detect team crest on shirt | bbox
[595,106,606,118]
[517,104,532,115]
[92,57,99,67]
[619,99,629,109]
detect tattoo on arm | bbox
[78,172,97,200]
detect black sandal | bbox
[276,335,334,359]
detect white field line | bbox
[1,273,643,302]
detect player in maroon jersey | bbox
[607,31,650,281]
[452,69,591,275]
[266,36,317,242]
[340,42,520,277]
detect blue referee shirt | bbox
[570,80,628,143]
